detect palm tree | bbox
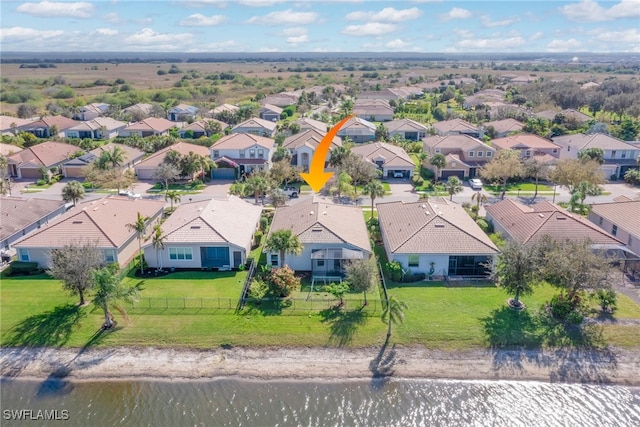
[61,180,85,207]
[328,145,350,168]
[165,190,181,210]
[364,180,385,220]
[382,296,408,339]
[150,224,165,272]
[104,145,127,168]
[429,153,446,184]
[471,191,488,221]
[245,174,271,205]
[125,212,151,276]
[445,176,463,201]
[264,229,304,267]
[92,265,142,329]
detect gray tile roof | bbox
[0,196,66,241]
[590,200,640,238]
[351,142,415,169]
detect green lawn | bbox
[147,182,205,193]
[2,269,639,350]
[485,182,554,194]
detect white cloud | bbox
[238,0,288,6]
[560,0,640,23]
[259,47,280,52]
[280,27,307,37]
[179,14,227,27]
[0,26,64,41]
[456,36,525,50]
[546,38,583,52]
[16,1,94,18]
[341,23,397,36]
[386,39,410,49]
[136,18,153,25]
[183,0,227,7]
[103,12,123,24]
[247,9,317,25]
[346,7,422,22]
[124,28,193,46]
[93,28,118,36]
[441,7,472,21]
[530,32,544,41]
[481,15,518,28]
[287,35,309,44]
[595,28,639,43]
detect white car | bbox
[393,171,404,178]
[118,190,142,198]
[468,178,483,190]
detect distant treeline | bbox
[18,63,57,68]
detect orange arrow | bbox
[300,115,353,192]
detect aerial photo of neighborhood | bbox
[1,0,640,425]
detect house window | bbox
[598,216,603,226]
[524,150,531,158]
[552,149,558,154]
[468,151,475,157]
[611,150,616,158]
[408,255,419,267]
[104,249,116,263]
[621,152,626,159]
[612,225,618,236]
[213,150,219,158]
[258,149,264,158]
[270,254,279,266]
[477,151,484,157]
[169,247,193,261]
[239,150,245,158]
[435,148,441,154]
[17,248,29,262]
[317,259,325,267]
[486,151,492,157]
[249,149,256,158]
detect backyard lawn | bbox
[484,182,554,195]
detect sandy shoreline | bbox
[2,346,639,386]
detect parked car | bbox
[393,171,404,178]
[282,186,298,198]
[118,189,142,198]
[468,178,483,190]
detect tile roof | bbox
[383,118,430,133]
[351,142,415,168]
[483,118,523,134]
[147,195,262,247]
[17,116,78,132]
[66,117,127,132]
[0,143,22,156]
[552,133,639,151]
[231,117,277,132]
[295,117,327,133]
[590,200,640,238]
[7,141,79,168]
[135,142,210,169]
[14,196,164,249]
[211,103,239,115]
[0,196,66,241]
[491,133,561,151]
[377,200,499,255]
[261,104,283,114]
[123,117,176,133]
[268,198,371,253]
[485,199,622,245]
[423,134,493,152]
[432,118,479,133]
[211,133,275,150]
[181,118,228,133]
[0,115,34,132]
[122,103,154,114]
[168,104,198,114]
[90,143,145,162]
[338,117,376,132]
[282,129,341,151]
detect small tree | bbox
[268,265,300,297]
[471,191,488,221]
[493,240,541,309]
[523,157,550,201]
[429,153,446,184]
[445,176,463,201]
[382,296,408,338]
[61,180,85,207]
[264,229,304,267]
[92,265,142,329]
[244,173,271,205]
[480,149,523,200]
[48,242,103,306]
[153,163,181,193]
[150,224,165,272]
[549,158,604,194]
[125,212,151,276]
[363,180,385,220]
[344,257,378,306]
[324,282,350,308]
[165,190,181,210]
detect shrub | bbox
[402,273,426,283]
[566,310,584,325]
[410,174,424,187]
[549,293,582,320]
[592,288,617,313]
[419,166,434,181]
[249,278,269,300]
[254,230,263,246]
[36,179,47,186]
[385,260,403,282]
[267,266,300,297]
[8,261,40,276]
[477,218,493,233]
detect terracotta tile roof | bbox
[0,115,34,132]
[181,118,228,133]
[211,104,239,115]
[231,117,277,132]
[0,143,22,156]
[66,117,127,132]
[268,198,371,253]
[432,118,479,134]
[492,133,561,151]
[590,200,640,238]
[135,142,210,170]
[377,200,498,255]
[423,134,493,152]
[261,104,283,114]
[7,141,79,168]
[0,196,66,241]
[338,117,376,132]
[122,103,153,115]
[351,142,414,169]
[485,199,621,245]
[212,133,275,150]
[147,195,262,248]
[14,196,164,249]
[17,116,78,132]
[552,133,639,151]
[90,143,145,163]
[483,118,523,134]
[123,117,176,133]
[383,118,430,133]
[282,129,341,151]
[295,117,327,133]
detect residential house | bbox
[491,133,561,160]
[134,141,210,180]
[377,200,499,278]
[0,143,22,157]
[336,117,376,144]
[209,103,239,117]
[535,109,592,124]
[143,195,262,270]
[230,118,277,138]
[422,134,496,179]
[485,199,624,248]
[77,103,109,121]
[483,118,523,138]
[358,87,422,101]
[354,99,394,122]
[211,133,275,178]
[383,118,429,141]
[265,198,372,276]
[351,142,415,179]
[63,117,127,140]
[259,104,283,122]
[432,118,483,139]
[167,104,199,122]
[295,117,327,133]
[0,196,67,250]
[16,116,78,138]
[13,196,165,269]
[179,118,228,139]
[6,141,79,179]
[0,115,34,136]
[119,117,177,138]
[259,93,297,107]
[463,89,507,109]
[552,133,640,179]
[588,199,640,257]
[121,103,154,120]
[63,143,145,178]
[282,129,341,171]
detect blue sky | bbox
[1,1,638,53]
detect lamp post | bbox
[552,182,557,203]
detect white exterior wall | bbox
[146,243,249,269]
[391,253,450,276]
[267,242,371,272]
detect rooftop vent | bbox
[538,213,545,218]
[435,223,445,228]
[191,225,201,229]
[310,211,314,215]
[312,227,322,232]
[557,216,566,220]
[72,220,83,224]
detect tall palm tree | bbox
[264,229,304,267]
[150,224,166,272]
[445,176,463,201]
[61,180,85,207]
[471,191,488,221]
[92,265,142,329]
[245,174,271,205]
[429,153,446,185]
[125,212,150,276]
[103,145,127,169]
[364,180,385,220]
[165,190,181,210]
[382,296,408,339]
